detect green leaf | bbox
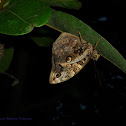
[40,0,82,10]
[34,28,50,35]
[0,0,51,35]
[46,9,126,73]
[50,0,82,10]
[0,47,14,72]
[32,36,54,47]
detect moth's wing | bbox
[49,56,90,84]
[50,32,100,84]
[52,32,88,64]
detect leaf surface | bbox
[32,36,54,47]
[0,47,14,72]
[0,0,51,35]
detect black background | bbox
[0,0,126,125]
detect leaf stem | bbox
[45,23,62,33]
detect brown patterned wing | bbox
[52,32,89,64]
[49,32,100,84]
[49,55,90,84]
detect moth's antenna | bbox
[94,36,101,50]
[78,31,83,43]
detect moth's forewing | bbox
[52,32,88,64]
[49,32,100,84]
[49,56,90,84]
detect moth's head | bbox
[49,70,69,84]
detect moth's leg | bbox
[91,36,101,61]
[94,36,101,49]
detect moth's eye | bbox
[66,56,72,62]
[56,73,61,78]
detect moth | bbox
[49,32,100,84]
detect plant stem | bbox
[45,24,62,33]
[0,72,19,86]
